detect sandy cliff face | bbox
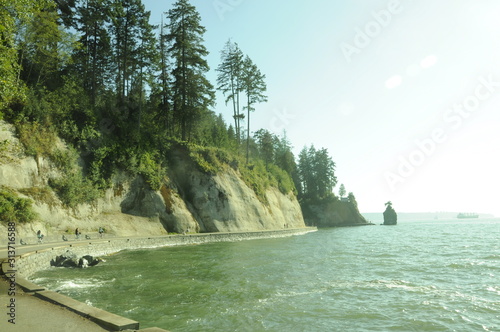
[171,169,304,233]
[0,121,305,240]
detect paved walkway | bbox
[0,277,110,332]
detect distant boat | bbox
[457,213,479,219]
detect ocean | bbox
[33,217,500,331]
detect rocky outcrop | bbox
[170,169,304,233]
[383,203,397,225]
[302,197,369,227]
[122,147,305,233]
[50,251,103,268]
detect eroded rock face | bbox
[116,167,306,233]
[183,169,305,232]
[383,205,397,225]
[50,251,103,268]
[303,199,369,227]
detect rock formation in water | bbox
[383,201,397,225]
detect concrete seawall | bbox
[1,228,317,331]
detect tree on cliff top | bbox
[165,0,215,141]
[298,145,337,200]
[339,184,346,198]
[241,55,267,164]
[217,40,245,143]
[348,192,358,208]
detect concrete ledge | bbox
[35,290,140,331]
[16,276,46,292]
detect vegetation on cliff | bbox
[0,186,37,223]
[0,0,359,226]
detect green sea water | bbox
[33,218,500,331]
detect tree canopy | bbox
[0,0,344,212]
[298,145,338,200]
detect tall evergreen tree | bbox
[315,147,337,197]
[216,40,244,143]
[74,0,113,106]
[0,0,52,112]
[107,0,155,98]
[298,145,337,199]
[339,184,346,198]
[165,0,215,141]
[254,129,275,169]
[151,14,173,137]
[274,132,300,192]
[241,55,267,164]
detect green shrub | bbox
[0,187,37,224]
[49,173,100,209]
[239,159,270,204]
[268,164,296,195]
[137,151,165,190]
[0,139,8,154]
[18,187,57,209]
[189,146,222,174]
[15,121,57,157]
[49,148,74,170]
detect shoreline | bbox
[1,227,317,331]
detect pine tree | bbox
[74,0,113,106]
[254,129,275,169]
[109,0,156,102]
[0,0,52,112]
[165,0,215,141]
[339,184,346,198]
[297,145,337,199]
[152,14,173,136]
[217,40,244,143]
[314,147,337,197]
[241,55,267,164]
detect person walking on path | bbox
[37,230,44,243]
[75,228,81,240]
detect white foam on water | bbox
[54,278,109,292]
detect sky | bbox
[142,0,500,216]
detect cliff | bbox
[301,196,369,227]
[0,120,305,240]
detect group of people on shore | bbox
[32,227,105,244]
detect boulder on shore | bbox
[50,251,103,268]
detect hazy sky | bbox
[143,0,500,216]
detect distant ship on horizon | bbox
[457,212,479,219]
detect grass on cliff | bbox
[48,149,101,209]
[183,143,296,204]
[0,186,38,224]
